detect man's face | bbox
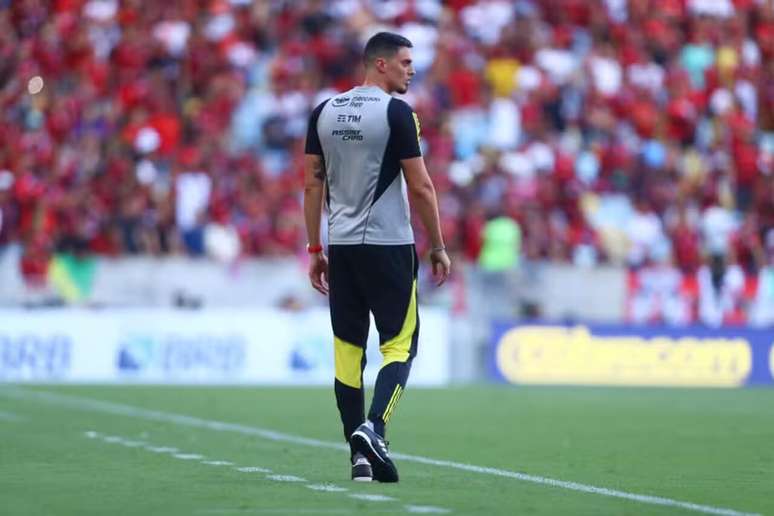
[380,46,415,94]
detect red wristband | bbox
[307,244,323,254]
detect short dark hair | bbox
[363,32,412,64]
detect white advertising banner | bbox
[0,308,450,385]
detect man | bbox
[303,32,450,483]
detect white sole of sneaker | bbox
[351,431,384,464]
[352,476,372,482]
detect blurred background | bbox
[1,0,773,386]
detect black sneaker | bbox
[351,452,372,482]
[350,424,398,483]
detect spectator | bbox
[0,0,770,327]
[751,229,774,326]
[478,211,521,272]
[175,164,211,256]
[697,253,746,326]
[626,198,666,268]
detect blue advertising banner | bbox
[490,323,774,387]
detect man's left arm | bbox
[303,153,329,295]
[303,154,325,252]
[303,100,329,295]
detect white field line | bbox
[306,484,349,493]
[197,510,356,515]
[267,474,307,482]
[146,446,180,454]
[349,494,396,502]
[0,410,24,422]
[86,432,409,509]
[84,431,370,508]
[405,506,452,514]
[2,388,759,516]
[89,432,147,448]
[118,439,148,448]
[173,453,205,460]
[235,466,272,473]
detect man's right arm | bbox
[402,156,451,285]
[389,98,450,284]
[402,156,443,249]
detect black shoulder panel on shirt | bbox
[371,98,422,206]
[304,99,330,155]
[387,98,421,160]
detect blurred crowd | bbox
[1,0,774,292]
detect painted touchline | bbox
[146,446,180,453]
[83,430,451,514]
[195,509,358,514]
[235,466,272,473]
[173,453,205,460]
[84,431,438,512]
[118,439,148,447]
[349,494,397,502]
[1,388,759,516]
[306,484,349,493]
[405,506,452,514]
[0,410,24,421]
[267,474,307,482]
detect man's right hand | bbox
[430,248,451,286]
[308,253,329,295]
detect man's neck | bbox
[361,76,391,94]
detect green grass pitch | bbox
[1,385,772,515]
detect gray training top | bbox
[305,85,422,245]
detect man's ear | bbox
[374,57,387,73]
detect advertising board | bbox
[490,323,774,387]
[0,308,450,385]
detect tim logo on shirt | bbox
[337,114,361,123]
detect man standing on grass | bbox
[302,32,450,483]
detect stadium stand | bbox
[1,0,773,324]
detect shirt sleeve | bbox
[304,100,328,155]
[388,98,422,160]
